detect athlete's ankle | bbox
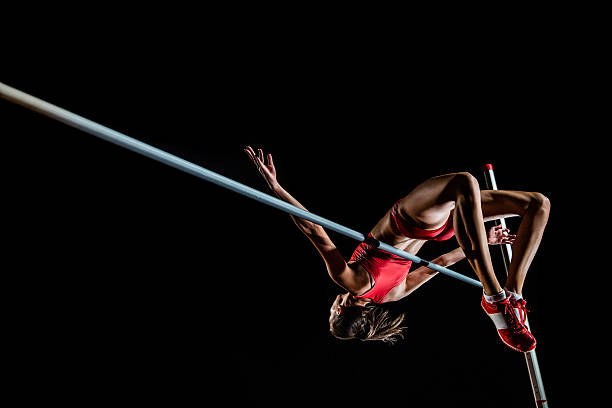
[504,287,522,301]
[483,289,507,304]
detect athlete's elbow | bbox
[435,254,452,267]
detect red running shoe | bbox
[510,297,530,325]
[481,296,536,352]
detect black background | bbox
[2,18,603,406]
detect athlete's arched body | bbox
[245,146,550,351]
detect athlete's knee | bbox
[453,172,480,199]
[530,192,551,214]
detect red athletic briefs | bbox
[348,201,455,303]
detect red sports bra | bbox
[349,235,412,303]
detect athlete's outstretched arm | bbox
[244,146,367,292]
[245,146,322,233]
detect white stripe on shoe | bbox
[488,312,509,330]
[488,308,523,330]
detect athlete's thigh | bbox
[480,190,536,221]
[398,173,461,227]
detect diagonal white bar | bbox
[483,164,549,408]
[0,81,482,288]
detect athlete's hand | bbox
[244,146,278,190]
[487,225,516,245]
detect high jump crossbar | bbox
[0,81,482,288]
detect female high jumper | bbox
[245,146,550,352]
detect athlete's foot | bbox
[481,296,536,352]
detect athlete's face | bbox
[328,293,353,326]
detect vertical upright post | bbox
[482,164,549,408]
